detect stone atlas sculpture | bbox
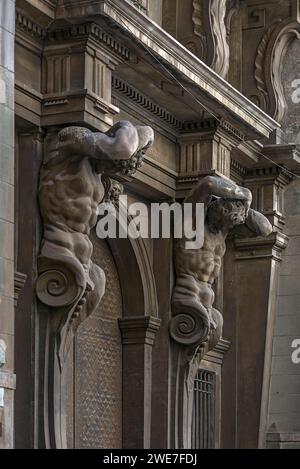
[36,120,154,448]
[170,174,273,448]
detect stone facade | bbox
[267,179,300,448]
[0,0,299,449]
[0,0,16,450]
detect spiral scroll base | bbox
[169,300,210,348]
[36,267,83,308]
[36,258,105,449]
[170,294,223,449]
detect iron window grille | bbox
[191,369,216,449]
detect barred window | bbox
[191,369,216,449]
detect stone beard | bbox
[171,175,273,357]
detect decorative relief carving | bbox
[171,175,272,358]
[208,0,230,78]
[192,0,206,59]
[192,0,230,78]
[47,23,131,61]
[170,175,273,448]
[225,0,240,36]
[254,20,300,122]
[36,120,154,448]
[244,7,266,30]
[16,11,47,39]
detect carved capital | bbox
[245,164,293,230]
[178,119,244,183]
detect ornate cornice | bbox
[204,338,231,365]
[16,11,131,61]
[47,23,131,60]
[100,0,279,139]
[230,158,247,183]
[112,76,182,131]
[16,10,47,40]
[234,232,289,262]
[246,165,293,184]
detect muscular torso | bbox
[40,156,104,235]
[39,156,104,267]
[175,225,227,285]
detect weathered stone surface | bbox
[0,143,14,185]
[277,295,300,316]
[0,28,14,72]
[0,68,14,109]
[278,275,300,296]
[0,219,13,261]
[0,258,14,298]
[274,314,300,336]
[0,6,15,449]
[0,0,15,35]
[0,297,14,336]
[36,120,154,448]
[170,174,272,448]
[0,333,14,370]
[0,180,14,223]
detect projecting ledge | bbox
[55,0,279,141]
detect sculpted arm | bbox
[56,121,153,162]
[233,208,273,237]
[186,175,252,210]
[44,121,154,168]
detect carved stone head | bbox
[207,198,246,233]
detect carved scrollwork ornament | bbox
[255,19,300,123]
[192,0,230,78]
[170,175,273,448]
[169,309,210,348]
[36,120,154,448]
[36,267,83,308]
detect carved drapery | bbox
[36,121,154,448]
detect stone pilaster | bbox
[222,157,293,448]
[245,166,292,231]
[177,118,244,197]
[119,316,161,449]
[0,0,15,450]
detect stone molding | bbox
[119,316,161,346]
